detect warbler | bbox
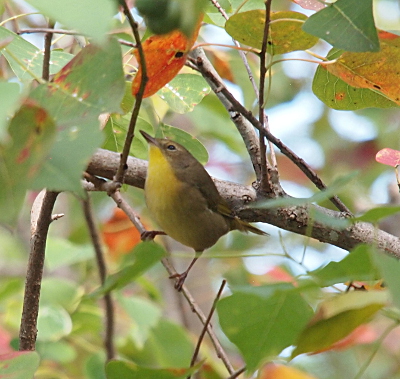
[141,130,267,290]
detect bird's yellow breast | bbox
[145,145,229,251]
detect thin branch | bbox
[227,366,246,379]
[18,28,79,35]
[258,0,273,193]
[19,191,59,351]
[82,196,115,360]
[188,280,227,379]
[191,48,351,214]
[114,1,148,184]
[42,21,55,81]
[162,259,235,375]
[18,28,137,49]
[83,173,154,237]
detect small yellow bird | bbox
[141,130,267,290]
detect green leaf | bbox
[157,124,209,165]
[106,360,196,379]
[313,49,397,110]
[218,284,313,372]
[292,291,386,357]
[29,39,125,193]
[133,319,193,368]
[0,351,40,379]
[157,74,210,114]
[0,82,21,138]
[40,278,83,313]
[302,0,379,52]
[36,340,77,364]
[118,296,162,349]
[225,10,318,54]
[310,244,381,287]
[0,26,73,81]
[85,352,106,379]
[37,304,73,342]
[372,251,400,309]
[0,103,56,225]
[103,115,153,160]
[178,0,207,38]
[121,81,136,114]
[25,0,117,44]
[45,238,95,270]
[90,242,166,296]
[353,205,400,223]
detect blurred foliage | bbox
[1,0,400,378]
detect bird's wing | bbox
[173,159,223,212]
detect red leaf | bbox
[376,148,400,167]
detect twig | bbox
[19,191,59,350]
[162,259,235,375]
[42,21,55,81]
[82,196,115,360]
[258,0,273,193]
[209,0,259,98]
[114,1,148,184]
[192,49,351,214]
[18,28,137,49]
[187,280,227,379]
[83,173,151,237]
[227,366,246,379]
[18,28,79,35]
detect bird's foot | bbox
[169,272,188,292]
[141,230,166,241]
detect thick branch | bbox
[86,149,400,259]
[19,191,59,351]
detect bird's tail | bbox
[217,203,268,236]
[234,218,268,236]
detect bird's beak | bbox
[140,130,157,146]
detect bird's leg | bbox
[141,230,166,241]
[170,256,199,291]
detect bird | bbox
[140,130,267,290]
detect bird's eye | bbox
[167,144,176,151]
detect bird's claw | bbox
[140,230,166,241]
[169,272,188,291]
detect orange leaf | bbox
[259,363,318,379]
[376,148,400,167]
[324,32,400,105]
[315,324,377,353]
[208,50,235,83]
[132,16,202,98]
[102,208,141,261]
